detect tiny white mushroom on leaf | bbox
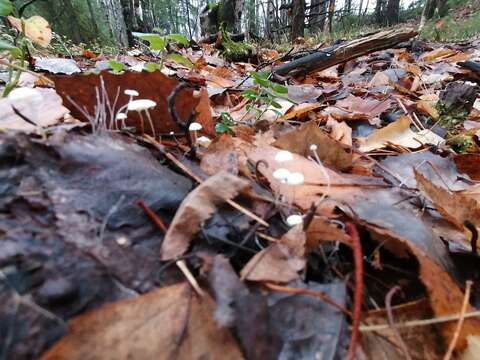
[286,172,305,185]
[189,122,203,144]
[273,168,291,183]
[124,89,139,97]
[127,99,157,137]
[196,136,211,147]
[286,214,303,226]
[275,150,293,162]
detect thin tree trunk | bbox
[325,0,335,33]
[386,0,399,25]
[185,0,193,38]
[99,0,129,47]
[290,0,305,41]
[62,0,82,43]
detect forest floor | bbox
[2,18,480,360]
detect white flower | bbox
[124,89,139,97]
[275,150,293,162]
[309,144,318,151]
[286,172,305,185]
[189,122,203,131]
[196,136,211,147]
[286,214,303,226]
[116,113,127,120]
[127,99,156,111]
[273,168,291,181]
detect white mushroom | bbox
[273,168,291,183]
[196,136,211,147]
[286,214,303,226]
[188,122,203,144]
[127,99,157,138]
[286,172,304,185]
[275,150,293,162]
[116,112,128,130]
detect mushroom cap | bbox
[124,89,139,97]
[309,144,318,151]
[273,168,291,181]
[116,113,128,120]
[188,122,203,131]
[196,136,211,147]
[127,99,156,111]
[275,150,293,162]
[286,172,305,185]
[286,214,303,226]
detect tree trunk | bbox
[358,0,364,16]
[97,0,129,47]
[325,0,335,33]
[62,0,82,43]
[140,0,155,32]
[386,0,399,25]
[291,0,305,42]
[375,0,386,24]
[233,0,245,33]
[345,0,352,14]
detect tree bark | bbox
[375,0,386,24]
[290,0,305,41]
[99,0,129,47]
[386,0,399,25]
[62,0,82,43]
[310,0,327,33]
[325,0,335,33]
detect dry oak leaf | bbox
[240,224,306,283]
[273,121,353,171]
[161,171,249,260]
[420,48,457,62]
[415,169,480,229]
[335,94,393,117]
[8,16,52,47]
[40,282,244,360]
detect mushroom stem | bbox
[138,111,145,135]
[144,110,157,140]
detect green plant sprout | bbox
[240,71,294,123]
[132,32,192,71]
[215,112,235,134]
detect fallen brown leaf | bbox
[40,283,244,360]
[161,171,249,260]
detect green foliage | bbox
[435,100,470,130]
[215,112,235,133]
[419,11,480,41]
[239,71,292,123]
[107,60,125,74]
[447,134,474,153]
[0,0,13,16]
[133,32,190,70]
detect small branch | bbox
[345,222,364,360]
[136,199,168,233]
[385,286,412,360]
[0,58,54,87]
[443,280,473,360]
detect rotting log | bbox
[272,28,417,77]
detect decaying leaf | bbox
[8,15,52,47]
[0,87,69,131]
[240,224,306,283]
[40,283,244,360]
[35,58,81,75]
[161,171,249,260]
[273,121,353,170]
[357,116,444,152]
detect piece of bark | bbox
[272,28,417,76]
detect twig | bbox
[176,259,205,297]
[264,282,352,317]
[136,199,168,233]
[443,280,473,360]
[385,286,412,360]
[464,221,478,255]
[0,58,55,86]
[345,222,364,360]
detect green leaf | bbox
[0,40,21,58]
[144,63,159,72]
[271,83,288,94]
[165,33,189,45]
[270,101,282,109]
[241,89,258,100]
[250,71,269,80]
[215,122,231,134]
[253,77,271,88]
[166,53,192,68]
[220,112,234,125]
[107,60,125,74]
[0,0,13,16]
[132,32,166,50]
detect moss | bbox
[435,100,470,130]
[219,23,253,61]
[446,134,474,153]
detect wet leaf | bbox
[8,15,52,47]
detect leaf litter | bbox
[2,29,480,360]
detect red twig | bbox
[345,222,364,360]
[264,282,352,317]
[136,199,168,233]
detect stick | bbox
[272,28,417,76]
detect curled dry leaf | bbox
[240,224,306,283]
[40,283,244,360]
[414,169,480,229]
[161,171,249,260]
[357,116,444,152]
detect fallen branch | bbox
[272,28,417,77]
